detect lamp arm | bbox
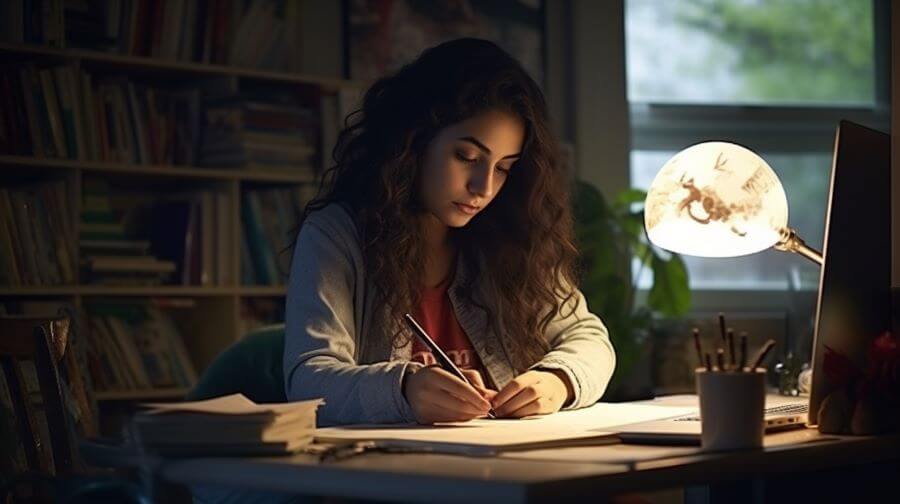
[774,228,823,266]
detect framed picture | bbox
[344,0,546,86]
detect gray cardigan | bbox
[284,203,616,426]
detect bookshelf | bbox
[0,35,361,403]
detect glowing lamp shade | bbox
[644,142,789,258]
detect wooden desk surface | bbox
[157,426,900,502]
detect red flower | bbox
[866,332,900,401]
[823,344,861,388]
[869,331,900,363]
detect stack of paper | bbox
[134,393,323,455]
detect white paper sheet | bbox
[315,403,696,453]
[140,393,323,416]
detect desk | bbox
[155,398,900,503]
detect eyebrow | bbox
[458,136,521,160]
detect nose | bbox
[467,162,495,198]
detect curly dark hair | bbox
[299,38,579,372]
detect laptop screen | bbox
[807,120,892,425]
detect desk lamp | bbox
[643,142,822,265]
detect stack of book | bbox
[136,190,233,286]
[81,178,177,285]
[134,393,323,455]
[201,97,319,176]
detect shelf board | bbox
[0,42,367,92]
[0,286,238,296]
[1,286,289,296]
[0,156,317,183]
[78,286,237,296]
[238,286,287,296]
[96,387,190,401]
[0,286,81,296]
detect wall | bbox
[570,0,630,199]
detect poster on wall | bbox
[344,0,545,86]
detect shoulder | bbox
[303,202,359,242]
[298,202,363,262]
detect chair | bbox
[187,324,286,403]
[0,314,149,503]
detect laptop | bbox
[614,120,892,444]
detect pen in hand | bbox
[403,313,497,419]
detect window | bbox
[625,0,889,291]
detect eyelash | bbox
[455,152,511,174]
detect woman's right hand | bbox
[403,366,494,424]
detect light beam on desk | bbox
[643,141,822,265]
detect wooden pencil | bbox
[749,339,776,371]
[692,328,704,369]
[739,332,748,371]
[727,328,736,368]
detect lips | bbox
[453,202,480,215]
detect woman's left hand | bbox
[490,369,573,418]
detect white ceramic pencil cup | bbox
[696,368,766,452]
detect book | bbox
[86,301,198,392]
[133,393,323,455]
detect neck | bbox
[421,214,449,252]
[420,214,455,287]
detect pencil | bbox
[727,328,735,369]
[718,312,727,344]
[739,332,748,371]
[692,328,704,369]
[749,339,776,371]
[705,353,713,372]
[716,348,725,371]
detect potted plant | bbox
[573,180,692,400]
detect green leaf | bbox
[612,188,647,213]
[618,213,645,241]
[631,241,653,268]
[573,180,611,223]
[648,254,691,317]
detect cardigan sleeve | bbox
[528,288,616,409]
[283,217,418,426]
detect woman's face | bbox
[419,109,525,228]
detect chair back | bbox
[0,315,78,477]
[186,324,286,403]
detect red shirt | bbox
[410,279,485,376]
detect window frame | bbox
[625,0,891,307]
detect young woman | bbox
[284,38,615,426]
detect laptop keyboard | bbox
[674,402,809,422]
